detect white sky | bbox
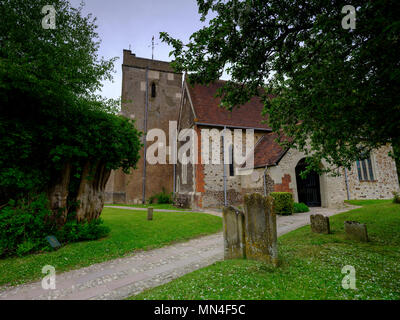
[69,0,210,100]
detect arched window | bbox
[151,82,156,98]
[356,153,375,181]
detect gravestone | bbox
[45,235,61,250]
[147,207,154,221]
[310,214,331,234]
[344,221,368,242]
[244,193,278,266]
[222,206,246,259]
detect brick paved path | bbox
[0,206,355,300]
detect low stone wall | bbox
[173,193,191,209]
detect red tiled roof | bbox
[251,132,288,168]
[187,80,271,130]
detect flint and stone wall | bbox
[346,144,399,200]
[188,126,265,209]
[177,136,399,209]
[251,145,399,208]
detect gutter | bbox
[195,122,272,131]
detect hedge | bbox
[270,192,294,215]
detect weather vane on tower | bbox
[148,36,159,60]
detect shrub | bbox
[148,187,173,204]
[56,218,110,243]
[294,202,310,213]
[393,191,400,204]
[0,194,56,257]
[270,192,294,215]
[0,194,110,257]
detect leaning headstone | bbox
[244,193,278,266]
[344,221,368,242]
[147,207,154,221]
[45,235,61,250]
[310,214,331,234]
[222,206,246,259]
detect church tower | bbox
[105,49,183,204]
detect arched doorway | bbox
[295,158,321,207]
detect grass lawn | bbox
[0,208,222,287]
[132,200,400,300]
[345,199,392,206]
[107,203,187,211]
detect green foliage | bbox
[270,192,294,216]
[0,0,115,106]
[148,188,173,204]
[56,219,110,243]
[0,0,142,204]
[0,194,55,257]
[161,0,400,173]
[393,191,400,204]
[0,194,110,257]
[1,102,142,202]
[293,202,310,213]
[16,240,37,257]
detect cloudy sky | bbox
[69,0,208,100]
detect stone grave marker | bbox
[45,235,61,250]
[344,221,368,242]
[310,214,331,234]
[244,193,278,266]
[222,206,246,259]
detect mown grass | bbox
[345,199,392,206]
[0,208,222,287]
[132,200,400,300]
[107,203,187,211]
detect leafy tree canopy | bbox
[0,0,115,109]
[161,0,400,172]
[0,0,141,203]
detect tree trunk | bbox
[75,161,111,222]
[47,162,71,226]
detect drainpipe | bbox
[344,167,350,200]
[142,67,149,204]
[173,162,176,193]
[173,79,185,194]
[222,126,227,207]
[263,165,269,196]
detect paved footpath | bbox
[0,205,356,300]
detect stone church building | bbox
[105,50,399,209]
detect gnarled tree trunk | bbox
[75,161,111,222]
[47,162,71,226]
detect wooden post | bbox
[147,207,154,220]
